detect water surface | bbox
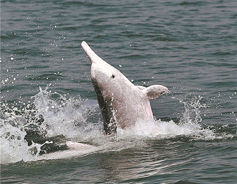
[1,0,237,183]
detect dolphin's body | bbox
[81,41,168,134]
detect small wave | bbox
[179,1,207,6]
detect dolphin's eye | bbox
[111,74,115,79]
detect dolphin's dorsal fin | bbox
[141,85,168,99]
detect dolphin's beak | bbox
[81,41,103,64]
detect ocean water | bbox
[1,0,237,183]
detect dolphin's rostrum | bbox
[81,41,168,135]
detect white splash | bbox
[0,88,234,164]
[31,87,101,139]
[117,95,218,140]
[0,120,41,164]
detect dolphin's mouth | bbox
[81,41,102,64]
[92,79,117,135]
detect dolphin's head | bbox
[81,41,133,97]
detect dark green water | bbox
[1,0,236,183]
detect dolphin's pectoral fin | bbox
[137,86,146,90]
[144,85,168,99]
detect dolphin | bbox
[81,41,168,135]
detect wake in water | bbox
[0,87,235,164]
